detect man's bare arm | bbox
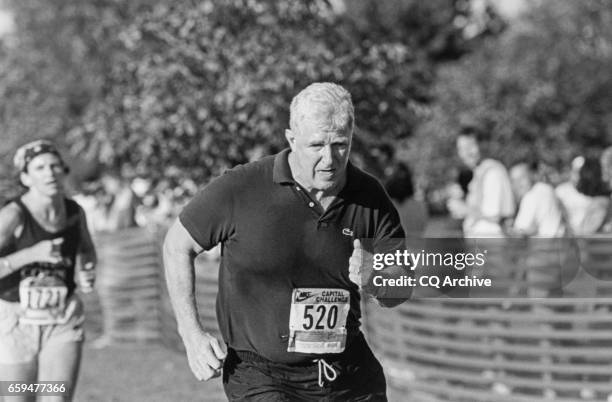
[163,218,226,381]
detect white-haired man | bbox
[163,82,408,400]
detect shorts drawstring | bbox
[315,358,337,387]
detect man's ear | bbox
[285,129,296,151]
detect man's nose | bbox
[320,145,333,164]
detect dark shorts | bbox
[222,333,387,402]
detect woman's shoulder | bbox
[65,198,88,230]
[65,197,84,213]
[0,200,25,232]
[0,199,24,217]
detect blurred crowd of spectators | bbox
[445,128,612,238]
[69,139,612,240]
[73,173,198,234]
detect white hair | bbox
[289,82,354,135]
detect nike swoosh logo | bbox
[295,292,312,302]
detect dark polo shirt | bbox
[179,148,405,364]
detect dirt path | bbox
[74,291,404,402]
[74,293,225,402]
[75,342,225,402]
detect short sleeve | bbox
[179,172,236,250]
[373,192,406,254]
[481,167,515,218]
[513,193,537,235]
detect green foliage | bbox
[410,0,612,190]
[1,0,498,193]
[0,0,156,193]
[343,0,504,61]
[67,0,439,184]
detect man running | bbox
[163,82,408,401]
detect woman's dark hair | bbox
[385,163,415,203]
[576,157,610,197]
[457,126,490,144]
[457,168,473,196]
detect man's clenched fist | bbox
[183,328,228,381]
[348,239,374,289]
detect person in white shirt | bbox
[555,156,610,235]
[509,162,566,237]
[447,129,515,237]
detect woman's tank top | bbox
[0,198,81,302]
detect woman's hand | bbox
[27,238,64,265]
[77,261,96,293]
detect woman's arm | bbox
[76,205,97,292]
[0,203,22,277]
[0,202,66,279]
[76,206,97,267]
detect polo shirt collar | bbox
[272,148,362,195]
[273,148,294,184]
[341,162,362,197]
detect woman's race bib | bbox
[287,288,350,354]
[19,272,69,325]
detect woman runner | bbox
[0,140,96,401]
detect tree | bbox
[1,0,499,198]
[410,0,612,191]
[0,0,159,202]
[66,0,438,185]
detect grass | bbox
[73,290,405,402]
[74,293,225,402]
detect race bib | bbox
[19,273,69,325]
[287,288,350,354]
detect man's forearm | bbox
[163,244,203,337]
[364,265,413,307]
